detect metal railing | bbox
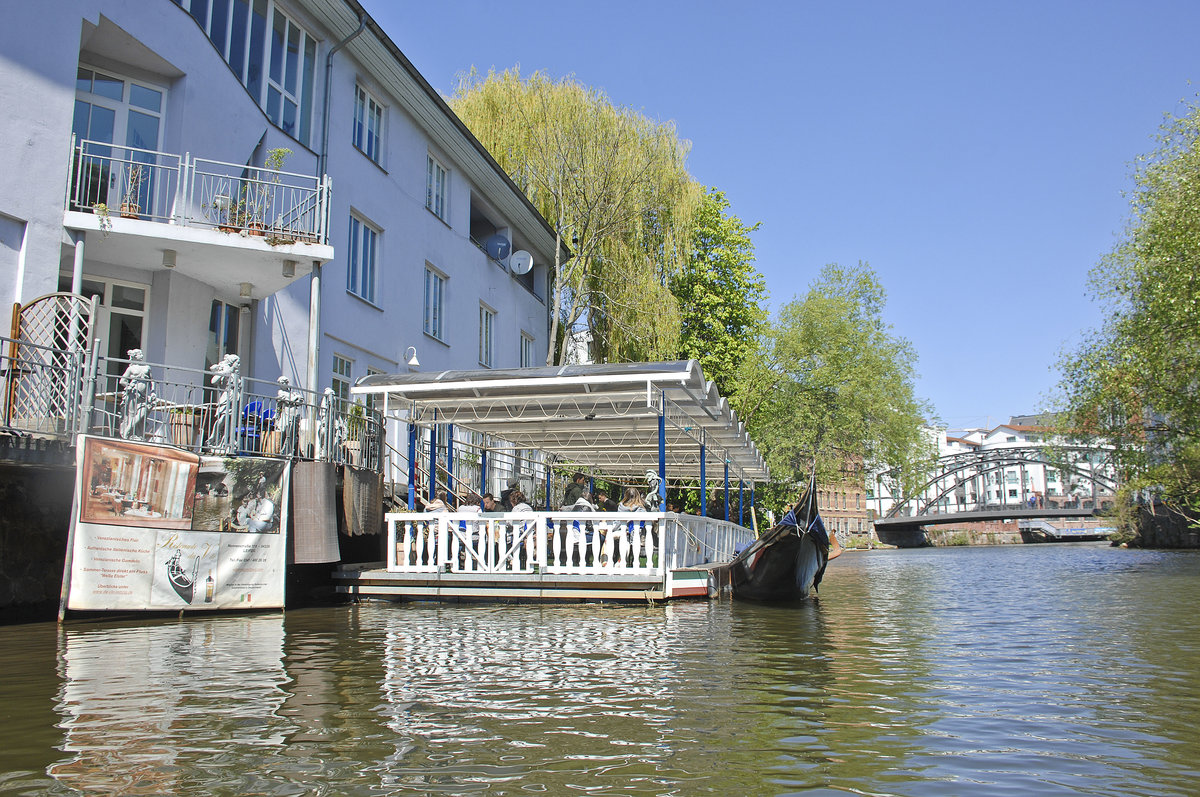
[2,335,380,467]
[385,511,753,577]
[68,138,330,244]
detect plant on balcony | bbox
[245,148,292,236]
[93,203,113,237]
[120,165,143,219]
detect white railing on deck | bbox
[386,511,755,580]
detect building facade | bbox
[1,0,559,400]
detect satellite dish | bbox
[510,250,534,275]
[484,233,511,261]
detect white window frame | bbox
[423,266,445,341]
[331,353,353,401]
[347,213,379,304]
[520,333,536,368]
[479,304,495,368]
[426,154,448,221]
[352,83,384,163]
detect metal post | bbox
[700,443,707,517]
[428,415,437,502]
[407,421,417,510]
[739,479,744,526]
[446,423,455,497]
[657,405,667,508]
[724,460,730,522]
[306,263,321,396]
[480,445,488,508]
[545,457,552,510]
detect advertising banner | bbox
[66,436,289,611]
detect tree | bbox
[1056,104,1200,528]
[672,188,767,395]
[451,69,700,365]
[731,263,935,505]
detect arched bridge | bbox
[874,445,1118,539]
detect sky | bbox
[361,0,1200,430]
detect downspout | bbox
[307,13,367,396]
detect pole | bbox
[700,442,707,517]
[657,403,667,508]
[428,413,437,502]
[407,421,416,509]
[738,479,744,526]
[446,423,455,497]
[723,460,730,522]
[480,445,488,508]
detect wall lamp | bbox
[162,249,176,268]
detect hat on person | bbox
[507,477,520,489]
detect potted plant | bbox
[168,406,200,447]
[246,147,291,236]
[119,164,143,219]
[93,202,112,237]
[344,402,365,465]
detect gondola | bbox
[729,473,838,602]
[166,549,199,604]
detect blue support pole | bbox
[700,443,707,517]
[480,447,488,508]
[724,460,730,522]
[446,423,454,497]
[739,479,744,526]
[428,416,437,502]
[751,482,756,526]
[407,422,417,510]
[545,460,552,510]
[658,408,667,509]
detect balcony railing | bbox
[2,335,378,467]
[67,137,331,245]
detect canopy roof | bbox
[354,360,769,484]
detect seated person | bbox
[618,487,645,511]
[480,492,501,514]
[424,490,450,512]
[563,472,587,507]
[507,490,533,512]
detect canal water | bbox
[1,542,1198,796]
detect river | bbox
[1,542,1197,796]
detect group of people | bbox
[415,471,673,516]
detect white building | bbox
[871,421,1117,518]
[1,0,560,402]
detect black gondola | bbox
[729,473,838,602]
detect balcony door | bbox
[72,66,166,213]
[58,274,148,379]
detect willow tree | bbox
[732,263,935,503]
[452,69,700,364]
[1056,105,1200,529]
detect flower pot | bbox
[119,202,140,220]
[169,412,199,447]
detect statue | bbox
[275,375,303,457]
[118,349,154,441]
[206,353,240,454]
[317,387,347,462]
[644,469,663,511]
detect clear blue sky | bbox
[362,0,1200,430]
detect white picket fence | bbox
[386,511,754,578]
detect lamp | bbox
[240,282,253,299]
[405,346,419,368]
[282,259,296,278]
[162,249,176,268]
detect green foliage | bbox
[672,188,767,395]
[731,263,935,505]
[451,68,700,364]
[1056,103,1200,527]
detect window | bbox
[423,267,445,340]
[520,333,536,368]
[365,366,384,412]
[206,300,240,372]
[347,214,378,304]
[59,274,149,379]
[331,354,353,401]
[173,0,316,146]
[479,305,495,367]
[352,84,383,163]
[426,154,447,220]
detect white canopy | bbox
[353,360,769,485]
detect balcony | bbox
[62,138,334,298]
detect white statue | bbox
[275,375,303,457]
[644,468,663,511]
[206,353,240,454]
[118,349,154,441]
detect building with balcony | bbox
[2,0,560,405]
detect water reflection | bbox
[0,546,1198,795]
[50,615,288,794]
